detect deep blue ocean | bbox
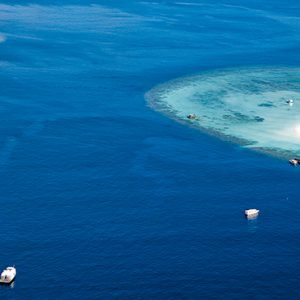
[0,1,300,299]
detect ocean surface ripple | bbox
[0,1,300,299]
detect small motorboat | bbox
[244,209,259,219]
[287,99,294,105]
[289,158,300,166]
[187,113,197,120]
[0,267,16,284]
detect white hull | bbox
[245,209,259,219]
[0,267,16,284]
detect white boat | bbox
[0,267,16,284]
[187,113,198,120]
[287,99,294,105]
[289,158,300,166]
[244,209,259,219]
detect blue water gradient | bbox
[0,1,300,299]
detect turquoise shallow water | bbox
[146,67,300,157]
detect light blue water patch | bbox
[146,67,300,157]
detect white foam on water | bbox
[146,67,300,157]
